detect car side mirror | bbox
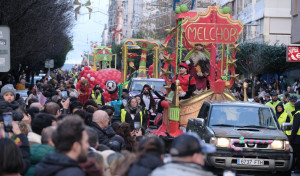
[194,118,205,126]
[281,123,292,131]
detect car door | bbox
[187,102,210,139]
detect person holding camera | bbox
[121,97,147,131]
[90,84,105,107]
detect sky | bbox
[65,0,109,64]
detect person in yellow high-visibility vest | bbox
[275,102,290,135]
[266,90,281,112]
[121,97,146,131]
[284,95,297,119]
[290,101,300,173]
[90,84,105,106]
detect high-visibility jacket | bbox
[284,102,295,120]
[293,111,300,135]
[91,90,103,105]
[277,111,291,135]
[121,109,143,126]
[266,100,281,112]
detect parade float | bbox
[76,45,121,103]
[151,5,244,137]
[120,38,162,81]
[88,46,116,71]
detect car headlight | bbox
[271,140,284,150]
[210,137,230,148]
[284,140,290,151]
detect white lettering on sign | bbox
[297,53,300,58]
[0,58,5,65]
[0,39,6,45]
[0,31,3,38]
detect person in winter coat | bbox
[266,90,281,112]
[121,97,147,130]
[151,133,215,176]
[139,84,156,113]
[0,138,25,176]
[90,110,126,151]
[90,84,105,106]
[25,126,56,176]
[0,84,24,121]
[127,136,165,176]
[115,123,137,151]
[0,121,31,175]
[35,116,90,176]
[290,101,300,173]
[275,102,291,136]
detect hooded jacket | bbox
[35,152,86,176]
[275,102,289,124]
[25,144,55,176]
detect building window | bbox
[244,0,251,8]
[237,0,243,12]
[292,0,299,16]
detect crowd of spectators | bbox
[0,70,216,176]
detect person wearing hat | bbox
[0,84,23,121]
[285,95,297,119]
[264,93,271,104]
[171,62,196,100]
[266,90,281,111]
[151,132,215,176]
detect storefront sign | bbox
[287,45,300,62]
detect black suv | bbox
[186,101,293,174]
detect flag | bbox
[39,92,47,106]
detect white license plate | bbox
[237,158,264,165]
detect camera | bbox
[3,112,13,132]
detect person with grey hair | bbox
[25,126,56,176]
[90,110,126,151]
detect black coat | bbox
[89,122,126,150]
[139,84,156,112]
[18,133,31,175]
[127,153,164,176]
[153,90,165,114]
[123,108,147,130]
[291,101,300,144]
[35,152,86,176]
[0,99,23,121]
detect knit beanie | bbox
[1,84,16,97]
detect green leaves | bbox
[235,42,300,77]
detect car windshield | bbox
[131,80,166,92]
[209,105,278,129]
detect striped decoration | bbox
[230,136,273,151]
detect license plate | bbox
[237,158,264,165]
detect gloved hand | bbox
[179,92,186,97]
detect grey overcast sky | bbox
[66,0,109,64]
